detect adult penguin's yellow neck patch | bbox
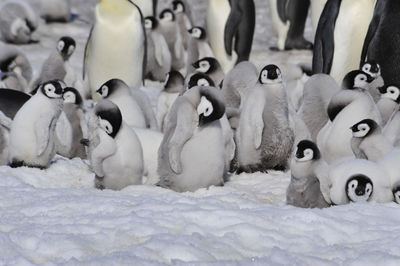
[98,0,133,18]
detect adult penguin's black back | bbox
[224,0,255,63]
[312,0,341,75]
[361,0,400,85]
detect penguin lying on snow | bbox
[8,80,64,169]
[83,100,144,190]
[157,86,226,192]
[329,159,393,205]
[0,45,32,92]
[0,0,39,44]
[286,140,331,208]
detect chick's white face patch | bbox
[63,91,76,103]
[197,96,213,117]
[99,118,113,135]
[296,148,314,162]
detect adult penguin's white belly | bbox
[329,0,375,83]
[207,0,237,73]
[87,5,144,95]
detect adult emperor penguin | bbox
[350,119,393,162]
[8,80,64,169]
[329,159,393,204]
[96,78,157,130]
[361,0,400,86]
[310,0,328,37]
[206,0,235,73]
[361,61,384,103]
[40,0,71,22]
[237,64,294,173]
[186,26,214,75]
[268,0,313,50]
[62,87,86,159]
[172,0,192,50]
[287,140,331,208]
[83,100,144,190]
[317,70,382,164]
[297,74,340,142]
[376,85,400,125]
[193,57,224,88]
[159,9,185,72]
[0,0,39,44]
[144,16,172,82]
[223,0,255,64]
[0,45,32,92]
[156,71,184,132]
[84,0,146,98]
[157,86,226,192]
[32,36,77,90]
[313,0,376,83]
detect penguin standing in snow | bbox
[376,85,400,126]
[172,0,192,50]
[96,78,158,130]
[83,100,144,190]
[32,36,77,90]
[159,9,185,72]
[192,57,224,88]
[360,61,384,103]
[186,27,214,75]
[8,80,64,169]
[317,70,382,164]
[84,0,146,97]
[361,0,400,87]
[350,119,392,163]
[287,140,331,208]
[156,71,185,132]
[237,64,294,173]
[144,16,172,82]
[313,0,376,83]
[157,86,226,192]
[62,87,86,159]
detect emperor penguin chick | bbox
[32,36,77,90]
[317,70,382,164]
[287,140,331,208]
[351,119,393,162]
[361,61,384,103]
[376,85,400,126]
[297,74,340,142]
[157,86,226,192]
[0,0,39,44]
[159,9,185,72]
[84,100,144,190]
[186,26,214,75]
[97,79,157,130]
[172,0,192,50]
[0,45,32,92]
[8,80,64,169]
[144,16,172,82]
[62,87,86,159]
[237,64,294,173]
[156,71,184,132]
[193,57,224,88]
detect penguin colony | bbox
[1,0,400,208]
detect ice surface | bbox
[1,0,400,265]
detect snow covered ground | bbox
[1,0,400,265]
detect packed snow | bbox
[0,0,400,265]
